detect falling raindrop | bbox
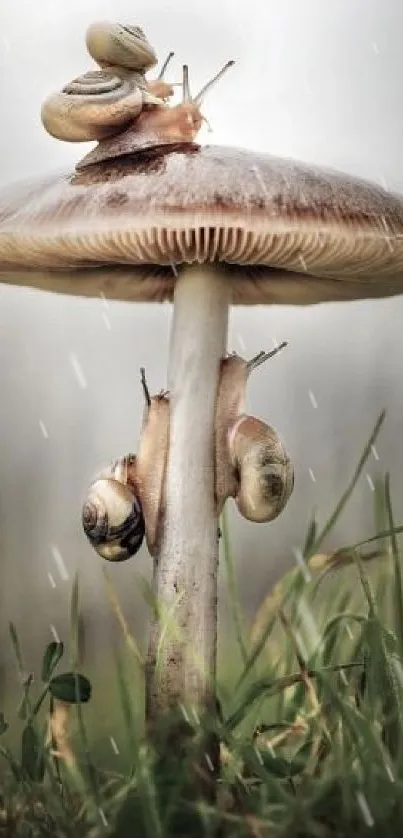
[50,624,60,643]
[50,544,69,581]
[371,445,379,461]
[251,164,269,199]
[205,752,215,771]
[356,791,374,828]
[254,746,264,765]
[345,624,354,641]
[308,390,318,409]
[102,312,112,331]
[98,809,108,828]
[308,468,316,483]
[39,420,49,439]
[69,352,87,390]
[297,596,321,653]
[366,474,375,492]
[48,573,56,589]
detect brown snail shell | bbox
[82,454,145,561]
[85,21,158,73]
[228,415,294,523]
[41,70,163,143]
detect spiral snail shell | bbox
[82,454,145,561]
[86,21,158,73]
[41,70,163,143]
[228,415,294,523]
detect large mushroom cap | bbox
[1,144,403,305]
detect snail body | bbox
[41,70,163,143]
[215,351,294,523]
[82,454,145,561]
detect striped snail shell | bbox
[82,454,145,561]
[228,415,294,523]
[85,21,158,73]
[41,70,163,142]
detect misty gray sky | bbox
[1,0,403,677]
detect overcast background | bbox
[0,0,403,696]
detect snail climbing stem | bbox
[145,264,230,727]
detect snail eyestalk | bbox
[140,366,151,407]
[182,65,192,104]
[157,51,175,80]
[246,342,288,373]
[194,60,235,105]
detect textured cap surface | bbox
[1,144,403,305]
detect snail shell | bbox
[41,70,163,142]
[82,454,145,561]
[228,415,294,523]
[86,21,158,72]
[215,352,294,522]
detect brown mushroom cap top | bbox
[1,144,403,305]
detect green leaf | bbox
[49,672,92,704]
[41,641,64,682]
[21,723,45,782]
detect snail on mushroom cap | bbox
[41,21,177,142]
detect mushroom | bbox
[2,21,403,745]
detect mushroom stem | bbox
[146,264,230,727]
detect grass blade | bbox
[384,473,403,652]
[307,410,386,557]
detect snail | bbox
[41,20,176,143]
[41,71,165,143]
[75,60,235,169]
[82,369,170,561]
[82,351,292,560]
[41,18,235,162]
[215,346,294,523]
[86,22,176,101]
[85,21,158,73]
[82,454,145,561]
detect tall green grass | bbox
[2,409,403,836]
